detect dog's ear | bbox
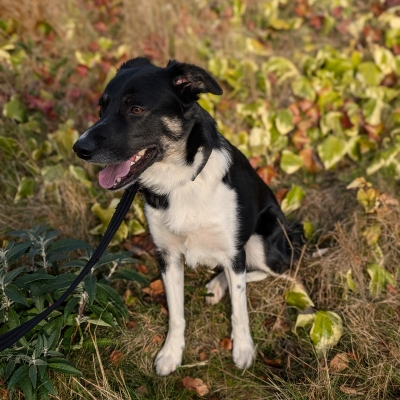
[167,60,223,101]
[117,57,152,73]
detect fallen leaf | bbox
[220,337,233,350]
[386,283,398,295]
[275,188,289,204]
[150,279,164,293]
[109,350,122,365]
[340,385,364,396]
[126,321,137,330]
[329,353,349,373]
[347,352,357,360]
[263,358,282,367]
[138,264,148,274]
[182,376,209,397]
[199,349,207,361]
[257,165,277,185]
[160,305,169,316]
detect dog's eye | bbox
[130,107,143,114]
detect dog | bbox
[73,57,303,376]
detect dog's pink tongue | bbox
[98,161,131,189]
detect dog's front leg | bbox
[224,249,255,369]
[154,252,185,376]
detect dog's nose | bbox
[73,138,95,160]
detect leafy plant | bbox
[0,225,147,399]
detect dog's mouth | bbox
[98,147,158,190]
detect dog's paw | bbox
[205,275,227,305]
[155,344,183,376]
[232,339,255,370]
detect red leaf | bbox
[109,350,122,365]
[182,376,209,397]
[76,64,88,77]
[257,165,277,185]
[220,337,233,350]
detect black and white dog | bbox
[73,57,302,376]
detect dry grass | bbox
[48,183,400,399]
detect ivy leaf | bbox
[310,311,343,356]
[2,96,27,122]
[346,269,357,292]
[280,150,303,174]
[14,177,35,203]
[367,263,396,297]
[291,77,316,101]
[275,109,294,135]
[281,185,305,215]
[317,135,347,169]
[294,313,315,331]
[285,284,314,310]
[69,165,92,188]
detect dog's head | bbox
[73,57,222,190]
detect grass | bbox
[1,0,400,398]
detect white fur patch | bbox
[143,148,238,269]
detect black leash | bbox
[0,183,138,352]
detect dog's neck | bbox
[138,106,223,194]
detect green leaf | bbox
[317,135,347,169]
[7,364,29,390]
[48,362,82,375]
[367,263,396,297]
[14,177,35,203]
[48,238,91,254]
[63,296,79,322]
[112,269,149,285]
[6,242,31,264]
[3,266,26,285]
[4,284,29,306]
[291,77,316,101]
[280,150,303,174]
[89,304,116,328]
[14,272,54,288]
[87,318,112,327]
[37,273,76,295]
[275,109,294,135]
[83,274,97,305]
[69,165,92,188]
[294,313,315,332]
[2,96,27,122]
[96,283,128,319]
[357,61,383,86]
[281,185,305,215]
[19,375,34,400]
[29,365,37,389]
[285,284,314,310]
[346,269,357,292]
[40,373,58,396]
[7,307,20,329]
[310,311,343,356]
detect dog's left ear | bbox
[167,60,223,101]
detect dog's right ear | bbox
[117,57,153,74]
[167,60,223,101]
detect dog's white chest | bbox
[143,149,239,268]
